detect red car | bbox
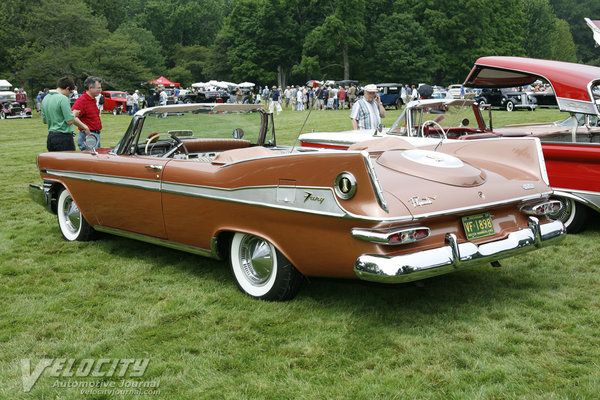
[464,57,600,233]
[101,90,127,115]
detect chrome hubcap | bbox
[62,197,81,233]
[548,198,572,223]
[239,235,274,285]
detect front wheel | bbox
[112,108,119,115]
[230,232,303,301]
[57,188,95,241]
[506,100,514,112]
[548,196,589,233]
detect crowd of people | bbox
[37,74,414,153]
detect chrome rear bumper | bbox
[354,217,565,283]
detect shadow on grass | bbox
[93,231,558,324]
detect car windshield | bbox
[140,108,263,141]
[111,93,126,98]
[113,104,271,155]
[388,100,480,136]
[558,114,600,127]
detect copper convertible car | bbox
[30,104,565,300]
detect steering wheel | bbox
[166,133,189,158]
[144,133,161,155]
[421,120,447,139]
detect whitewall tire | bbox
[229,232,302,301]
[57,188,95,241]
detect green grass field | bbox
[1,107,599,399]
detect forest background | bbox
[1,0,599,94]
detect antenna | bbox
[290,96,316,152]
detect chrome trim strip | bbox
[361,151,388,212]
[534,138,550,185]
[43,169,554,224]
[354,218,566,283]
[556,96,598,115]
[409,192,552,220]
[45,170,161,191]
[552,189,600,213]
[162,181,348,217]
[93,226,220,259]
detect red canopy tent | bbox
[148,76,180,87]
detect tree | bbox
[548,0,600,63]
[300,0,366,80]
[409,0,526,84]
[211,0,298,86]
[139,0,228,53]
[113,24,166,75]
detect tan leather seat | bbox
[183,138,251,153]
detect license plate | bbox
[462,212,495,240]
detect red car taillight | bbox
[351,226,431,245]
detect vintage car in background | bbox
[376,83,404,109]
[463,56,600,233]
[0,91,32,119]
[30,103,565,300]
[102,90,127,115]
[474,87,537,111]
[303,57,600,233]
[180,90,230,104]
[298,98,494,149]
[528,88,558,108]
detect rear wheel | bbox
[229,232,302,301]
[57,188,95,241]
[548,196,589,233]
[0,111,5,119]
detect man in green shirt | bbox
[41,77,86,151]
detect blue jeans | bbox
[77,131,101,151]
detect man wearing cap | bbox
[350,84,386,130]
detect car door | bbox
[85,153,169,239]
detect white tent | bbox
[238,82,255,88]
[191,82,209,88]
[0,80,12,90]
[212,81,237,89]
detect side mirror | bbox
[232,128,245,139]
[85,134,98,154]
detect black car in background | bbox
[474,88,537,111]
[180,90,230,104]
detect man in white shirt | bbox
[350,84,386,130]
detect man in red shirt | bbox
[72,76,102,150]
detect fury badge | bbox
[304,191,325,204]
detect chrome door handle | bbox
[145,165,163,171]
